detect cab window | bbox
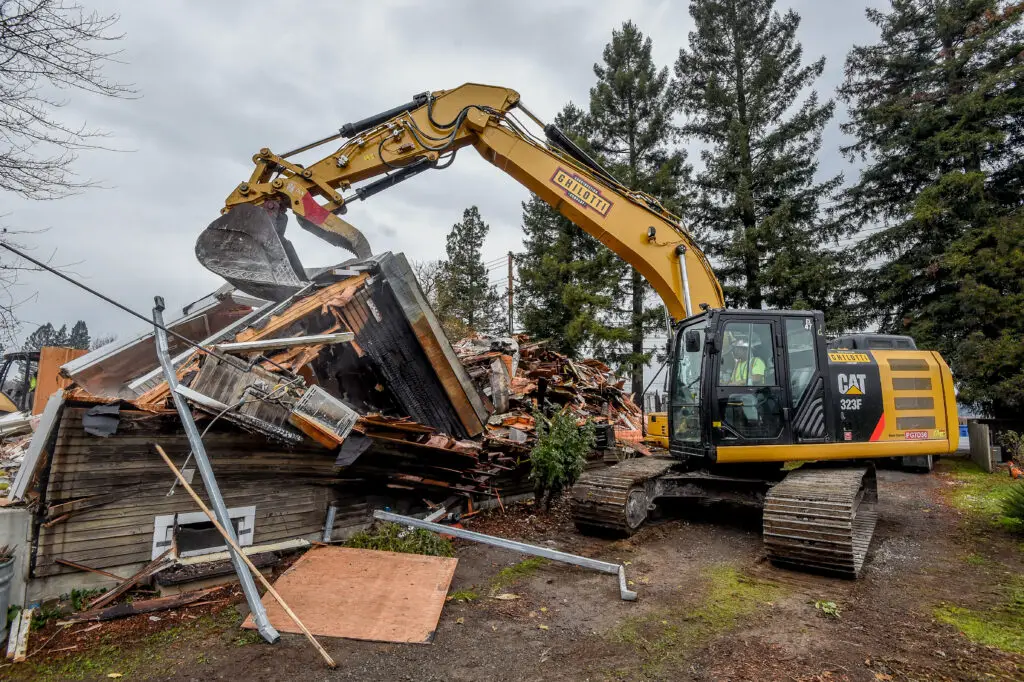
[719,322,776,387]
[785,318,816,405]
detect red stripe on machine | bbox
[869,415,885,441]
[300,192,331,225]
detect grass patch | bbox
[6,608,243,681]
[964,552,988,566]
[610,564,782,677]
[233,629,263,647]
[346,522,454,557]
[489,557,547,594]
[935,576,1024,654]
[447,589,480,602]
[938,458,1023,531]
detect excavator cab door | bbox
[709,314,791,447]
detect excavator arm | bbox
[197,83,724,320]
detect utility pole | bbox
[507,251,514,336]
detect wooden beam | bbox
[87,548,173,610]
[62,587,224,623]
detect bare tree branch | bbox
[0,0,135,199]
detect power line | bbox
[0,240,235,365]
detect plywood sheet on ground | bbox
[243,546,457,644]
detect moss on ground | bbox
[609,564,782,677]
[938,458,1023,531]
[489,557,547,594]
[935,576,1024,654]
[447,589,480,602]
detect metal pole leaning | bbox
[374,510,637,601]
[151,296,280,644]
[155,445,336,668]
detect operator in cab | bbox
[720,336,767,387]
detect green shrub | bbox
[530,408,595,509]
[346,522,454,557]
[1002,482,1024,527]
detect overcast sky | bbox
[1,0,886,346]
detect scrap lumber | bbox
[63,586,224,623]
[87,548,174,610]
[154,443,336,669]
[6,607,33,662]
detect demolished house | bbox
[5,252,645,601]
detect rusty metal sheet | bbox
[243,546,457,644]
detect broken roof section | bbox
[61,252,487,439]
[61,284,269,399]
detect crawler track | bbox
[762,466,878,578]
[571,457,676,535]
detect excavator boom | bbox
[196,84,724,318]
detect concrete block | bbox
[967,422,994,473]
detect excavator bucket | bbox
[195,203,310,302]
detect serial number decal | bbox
[905,430,929,440]
[551,167,613,217]
[828,352,871,363]
[840,398,863,411]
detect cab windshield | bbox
[671,321,705,443]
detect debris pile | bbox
[454,334,644,443]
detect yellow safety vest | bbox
[731,356,765,385]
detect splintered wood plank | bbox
[243,546,457,644]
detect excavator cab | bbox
[669,309,832,461]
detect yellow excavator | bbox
[195,84,958,578]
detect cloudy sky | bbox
[2,0,885,346]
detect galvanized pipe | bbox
[373,510,637,601]
[153,297,280,643]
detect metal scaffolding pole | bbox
[152,296,280,643]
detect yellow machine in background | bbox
[644,412,669,449]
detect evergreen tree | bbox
[22,322,63,351]
[839,0,1024,419]
[516,104,627,359]
[22,320,91,351]
[67,320,90,350]
[674,0,848,326]
[589,21,691,399]
[435,206,504,338]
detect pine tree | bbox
[839,0,1024,419]
[22,322,59,352]
[674,0,847,325]
[589,21,691,399]
[516,104,628,359]
[435,206,504,339]
[67,320,90,350]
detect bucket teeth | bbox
[195,203,309,301]
[763,466,879,578]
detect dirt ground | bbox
[5,457,1023,681]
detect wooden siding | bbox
[35,407,368,578]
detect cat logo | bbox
[838,373,867,395]
[551,167,613,217]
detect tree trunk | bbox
[732,8,761,310]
